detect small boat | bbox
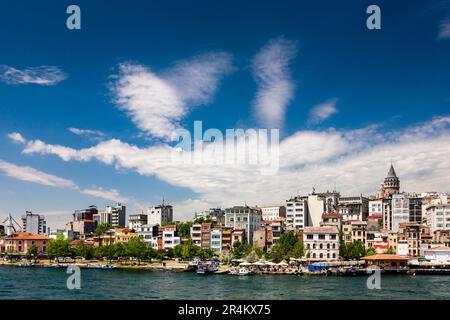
[18,262,33,267]
[196,261,219,275]
[101,264,116,269]
[229,267,253,276]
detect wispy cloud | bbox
[8,132,26,144]
[308,98,339,125]
[111,52,233,140]
[252,36,298,128]
[0,65,66,85]
[0,160,77,189]
[68,127,105,141]
[81,187,128,203]
[438,16,450,39]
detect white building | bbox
[423,246,450,264]
[128,214,148,231]
[303,226,339,261]
[397,240,409,256]
[210,228,222,254]
[190,224,202,247]
[261,206,286,221]
[21,211,46,235]
[425,204,450,233]
[225,206,262,244]
[162,225,180,249]
[337,195,369,221]
[285,197,307,230]
[136,224,155,244]
[147,204,173,227]
[392,194,409,232]
[369,199,383,216]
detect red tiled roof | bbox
[9,232,49,240]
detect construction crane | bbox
[1,213,22,236]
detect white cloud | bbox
[438,16,450,40]
[0,160,77,189]
[308,98,339,125]
[16,116,450,221]
[68,127,105,141]
[111,52,233,140]
[0,65,66,85]
[252,36,297,128]
[81,187,128,203]
[8,132,26,144]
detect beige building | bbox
[303,226,339,261]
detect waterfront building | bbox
[147,203,173,227]
[94,228,137,246]
[392,194,410,232]
[162,225,180,249]
[307,192,338,228]
[210,227,222,254]
[190,224,202,247]
[303,226,339,261]
[1,232,49,255]
[398,223,431,257]
[337,195,369,221]
[269,220,284,247]
[261,206,286,221]
[65,220,96,237]
[93,210,111,225]
[350,221,367,245]
[106,203,126,228]
[433,230,450,247]
[362,254,408,270]
[285,196,308,230]
[423,246,450,264]
[128,214,148,231]
[21,211,47,235]
[367,214,383,232]
[425,204,450,233]
[231,229,245,246]
[136,224,158,244]
[253,222,275,251]
[225,206,262,244]
[221,228,232,253]
[201,223,212,249]
[366,232,390,253]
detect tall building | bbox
[379,164,400,198]
[147,203,173,226]
[392,194,409,232]
[285,196,308,230]
[21,211,46,235]
[225,206,262,244]
[108,203,126,227]
[409,197,422,223]
[425,204,450,233]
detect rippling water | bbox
[1,266,449,300]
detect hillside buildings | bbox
[261,206,286,221]
[147,203,173,227]
[225,206,262,245]
[303,226,339,261]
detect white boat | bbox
[229,267,253,276]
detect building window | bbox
[307,235,313,240]
[319,234,325,240]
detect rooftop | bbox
[8,232,49,240]
[303,226,338,234]
[362,254,409,261]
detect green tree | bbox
[291,240,305,258]
[125,237,147,264]
[231,241,252,259]
[177,221,193,239]
[383,247,395,254]
[95,224,113,235]
[74,242,94,260]
[366,247,376,256]
[341,240,366,260]
[27,244,37,262]
[245,250,259,263]
[271,231,299,261]
[47,234,72,261]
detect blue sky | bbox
[1,0,450,229]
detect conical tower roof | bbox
[387,164,397,178]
